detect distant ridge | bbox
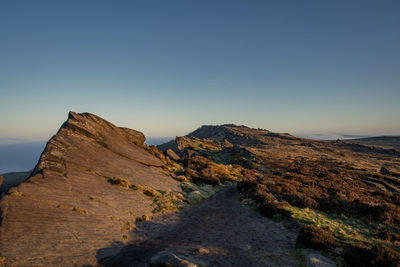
[344,135,400,151]
[158,124,295,152]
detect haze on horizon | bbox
[1,0,399,144]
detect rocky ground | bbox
[100,187,299,267]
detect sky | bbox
[1,0,400,144]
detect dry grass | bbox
[72,207,88,214]
[9,191,23,197]
[152,191,187,213]
[297,225,335,250]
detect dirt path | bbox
[99,187,299,267]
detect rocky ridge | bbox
[1,114,400,266]
[0,112,181,266]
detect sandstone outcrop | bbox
[165,149,180,161]
[0,112,180,266]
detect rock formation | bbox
[0,112,180,266]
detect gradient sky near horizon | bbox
[1,0,399,143]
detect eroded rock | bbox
[166,149,180,161]
[0,112,180,266]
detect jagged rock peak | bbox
[186,124,270,142]
[32,111,152,176]
[0,112,179,266]
[64,111,146,145]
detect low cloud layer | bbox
[0,142,46,174]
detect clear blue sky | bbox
[1,0,399,142]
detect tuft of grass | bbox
[297,225,335,250]
[9,191,23,197]
[72,207,88,214]
[107,177,130,187]
[143,188,158,197]
[129,184,138,190]
[152,192,187,213]
[135,215,150,223]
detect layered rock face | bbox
[0,112,180,266]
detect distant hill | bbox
[343,135,400,150]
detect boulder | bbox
[305,249,336,267]
[223,139,233,148]
[148,251,197,267]
[176,175,187,183]
[119,127,146,146]
[193,247,209,255]
[380,166,390,175]
[166,149,180,161]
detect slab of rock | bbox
[0,112,180,266]
[119,127,146,146]
[305,249,336,267]
[148,251,197,267]
[166,149,181,161]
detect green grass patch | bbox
[284,205,397,247]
